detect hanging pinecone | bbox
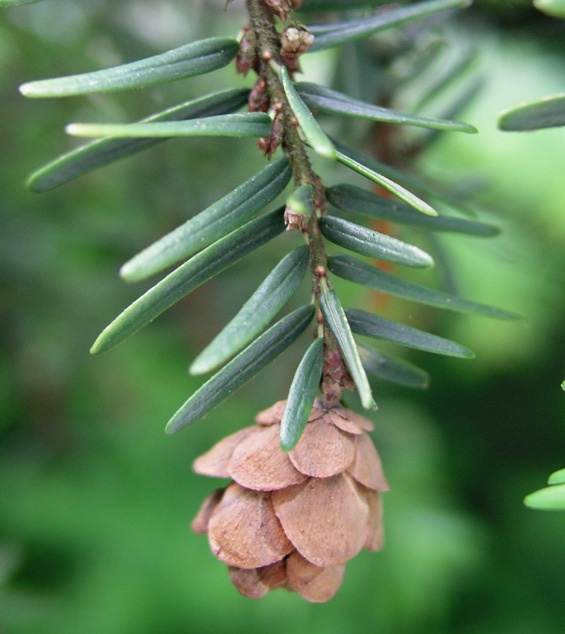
[191,400,388,602]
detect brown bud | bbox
[191,400,388,602]
[263,0,303,21]
[321,346,355,407]
[257,113,283,159]
[235,25,258,77]
[280,27,315,72]
[248,77,269,113]
[284,210,308,232]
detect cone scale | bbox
[191,400,388,602]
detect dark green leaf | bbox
[319,216,434,268]
[278,65,336,159]
[498,94,565,131]
[66,113,272,139]
[534,0,565,19]
[524,484,565,511]
[332,139,476,216]
[357,343,430,389]
[308,0,471,52]
[320,290,375,409]
[296,82,477,133]
[166,305,316,434]
[548,468,565,485]
[190,245,310,375]
[327,184,498,236]
[90,209,285,354]
[347,308,474,357]
[27,88,250,192]
[121,157,292,282]
[329,255,522,321]
[333,145,437,216]
[20,37,239,97]
[280,338,324,451]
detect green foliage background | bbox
[1,1,564,632]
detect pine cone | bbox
[192,400,389,602]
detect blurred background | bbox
[1,1,564,632]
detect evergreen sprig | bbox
[11,0,521,451]
[496,3,565,509]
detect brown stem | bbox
[245,0,351,407]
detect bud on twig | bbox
[280,26,314,72]
[263,0,303,21]
[257,111,283,158]
[249,77,269,112]
[235,25,259,76]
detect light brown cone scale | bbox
[191,488,224,534]
[348,433,390,491]
[286,552,345,603]
[255,400,286,425]
[365,491,384,552]
[228,560,288,599]
[288,419,356,478]
[193,427,255,478]
[228,424,306,490]
[343,408,375,431]
[323,409,364,435]
[272,473,370,567]
[228,567,271,599]
[208,483,292,568]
